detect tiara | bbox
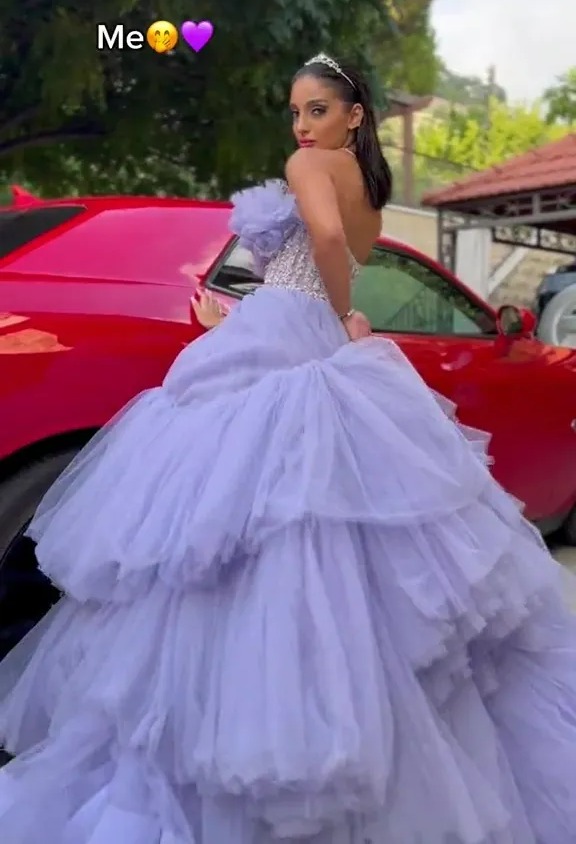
[304,53,354,88]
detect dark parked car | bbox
[535,262,576,317]
[535,262,576,348]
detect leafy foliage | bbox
[0,0,399,197]
[414,98,574,187]
[370,0,439,96]
[544,68,576,124]
[434,62,506,107]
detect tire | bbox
[0,448,81,765]
[562,506,576,547]
[0,449,79,658]
[536,285,576,347]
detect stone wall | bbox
[487,250,572,309]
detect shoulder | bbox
[285,148,342,180]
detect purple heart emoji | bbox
[181,20,213,52]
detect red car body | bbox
[1,186,576,542]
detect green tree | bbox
[413,97,574,196]
[416,98,567,169]
[434,62,506,106]
[0,0,398,197]
[544,68,576,124]
[370,0,439,96]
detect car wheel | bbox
[536,285,576,347]
[561,506,576,547]
[0,449,79,662]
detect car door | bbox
[352,244,576,521]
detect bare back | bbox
[326,149,382,264]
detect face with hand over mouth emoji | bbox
[146,21,178,53]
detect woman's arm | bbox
[285,149,353,318]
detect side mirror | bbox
[496,305,537,338]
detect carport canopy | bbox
[422,133,576,271]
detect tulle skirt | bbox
[0,286,575,843]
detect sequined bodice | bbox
[263,220,361,302]
[229,179,361,303]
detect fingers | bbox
[191,291,222,311]
[190,290,229,329]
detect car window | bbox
[0,206,86,261]
[209,241,497,337]
[352,248,497,336]
[208,242,263,297]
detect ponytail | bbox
[353,82,393,209]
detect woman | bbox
[0,54,575,844]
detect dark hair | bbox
[292,58,393,209]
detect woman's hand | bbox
[191,291,229,329]
[342,310,371,340]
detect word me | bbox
[97,24,148,50]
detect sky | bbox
[431,0,575,103]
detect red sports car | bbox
[1,186,576,654]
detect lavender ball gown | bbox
[0,179,575,843]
